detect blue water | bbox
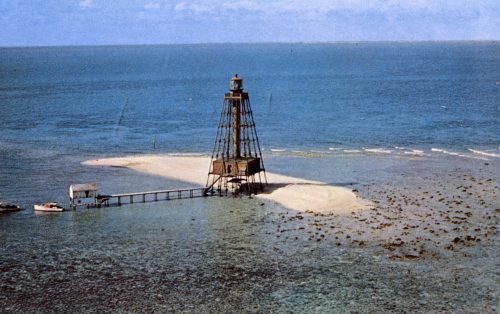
[1,43,498,156]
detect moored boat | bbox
[34,202,65,212]
[0,202,22,213]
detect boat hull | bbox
[0,203,22,213]
[0,208,21,213]
[34,204,64,212]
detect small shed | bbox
[69,183,98,208]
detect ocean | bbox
[0,42,499,312]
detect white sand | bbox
[82,155,370,213]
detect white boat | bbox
[34,202,65,212]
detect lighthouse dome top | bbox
[230,74,243,92]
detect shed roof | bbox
[70,183,98,192]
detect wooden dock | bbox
[97,187,208,207]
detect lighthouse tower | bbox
[205,75,267,195]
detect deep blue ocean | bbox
[0,42,499,206]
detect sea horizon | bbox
[1,39,499,49]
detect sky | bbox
[0,0,499,46]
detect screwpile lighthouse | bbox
[205,75,267,194]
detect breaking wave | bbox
[431,148,489,161]
[468,149,500,158]
[364,148,393,154]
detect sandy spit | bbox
[82,155,370,214]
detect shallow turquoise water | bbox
[1,153,498,312]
